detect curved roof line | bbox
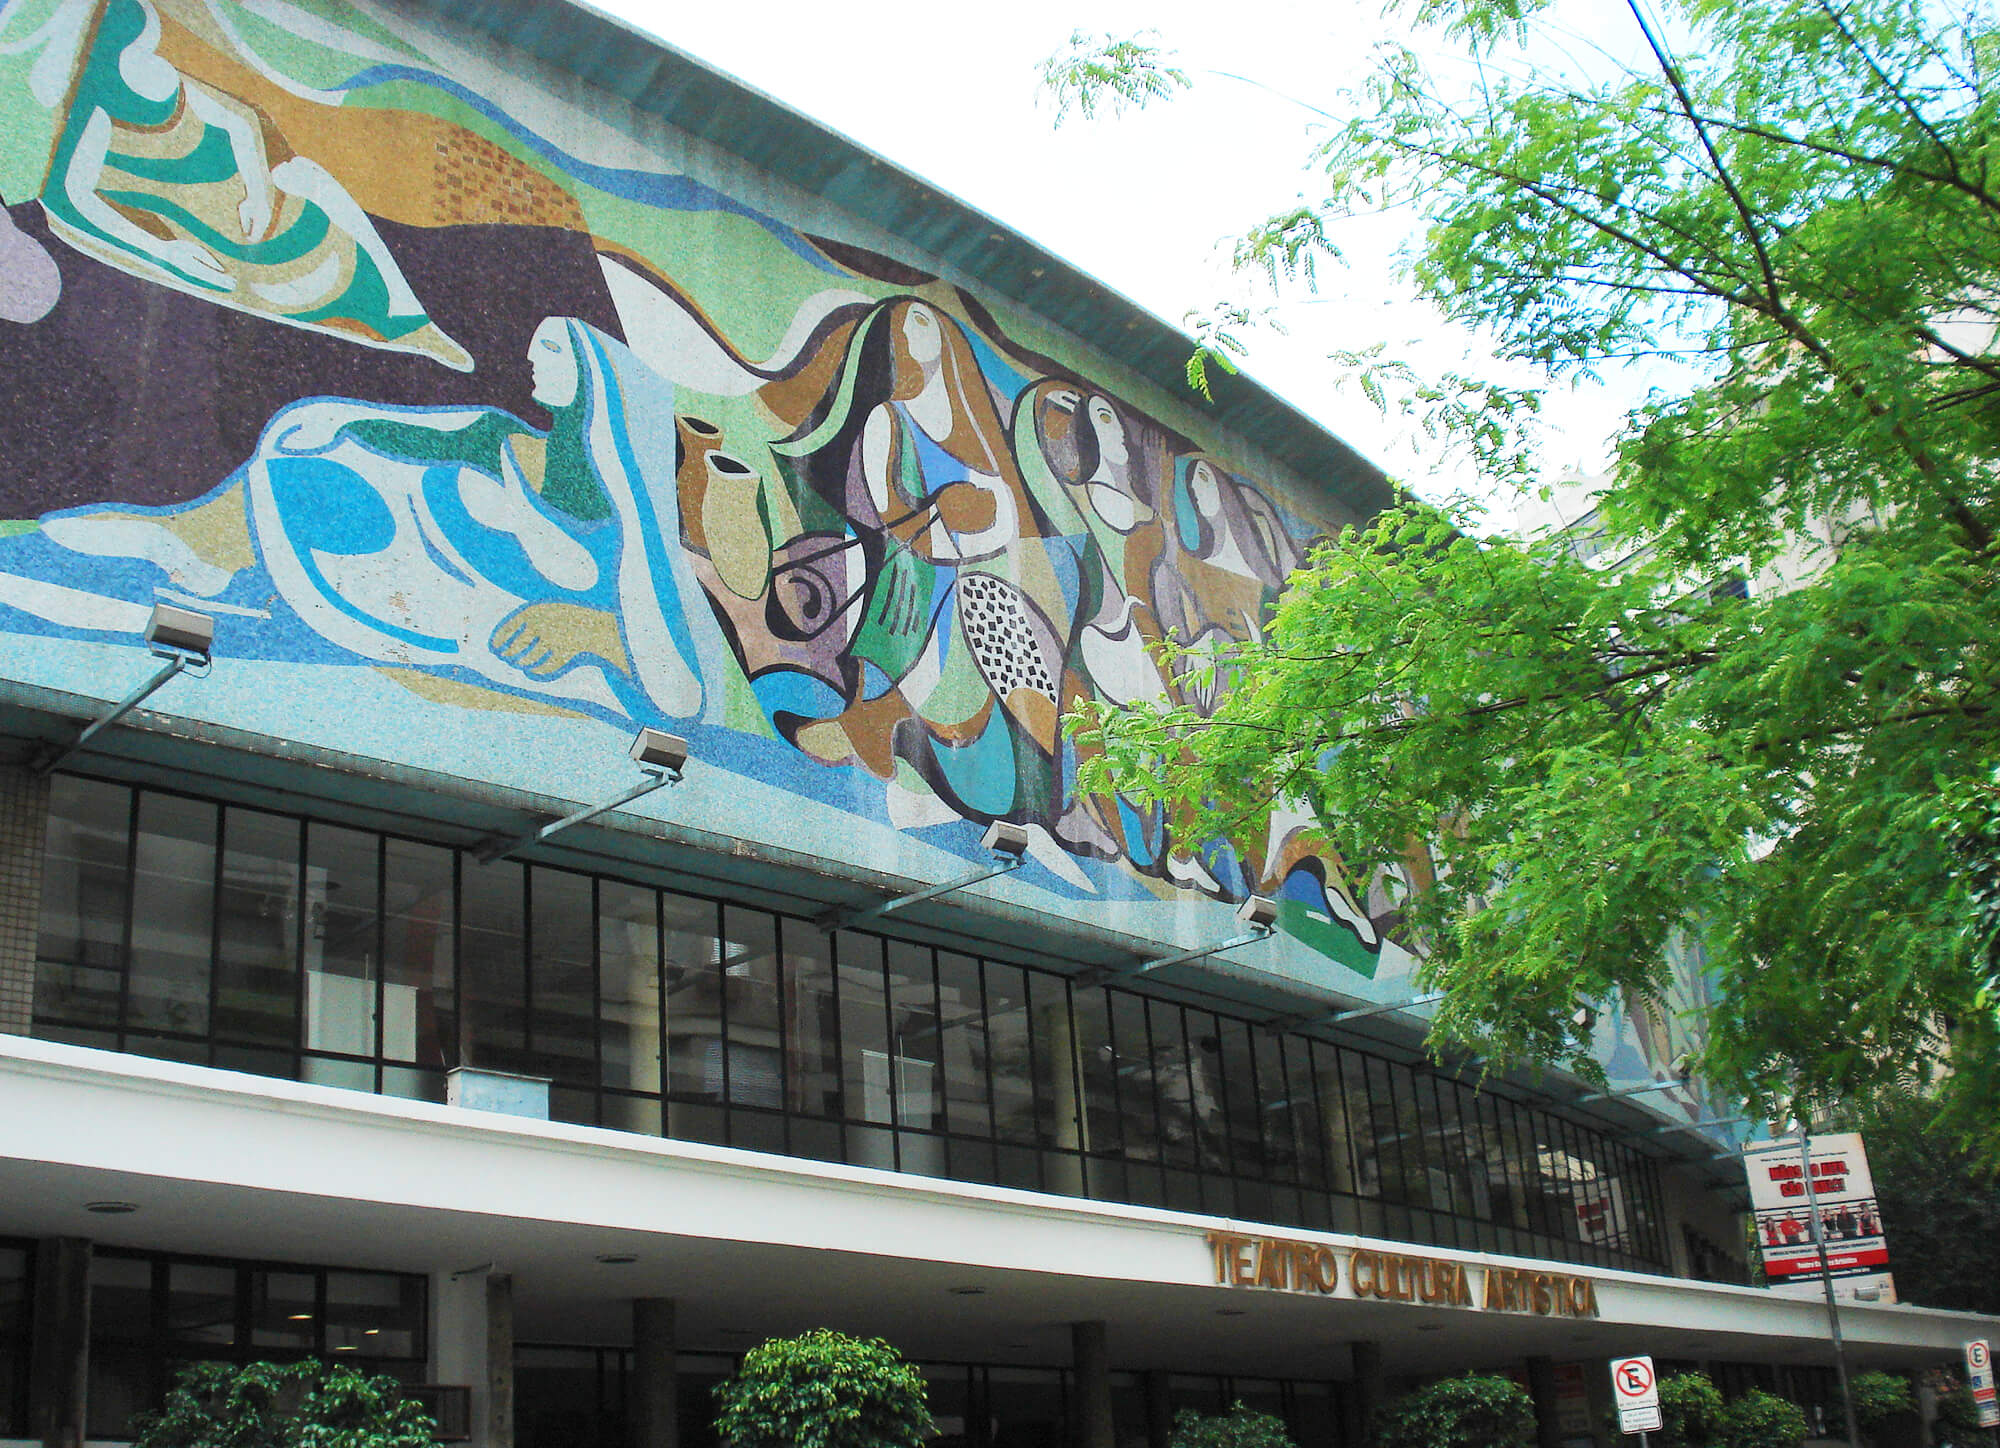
[408,0,1395,518]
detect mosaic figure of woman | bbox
[0,318,717,728]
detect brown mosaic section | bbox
[431,132,585,231]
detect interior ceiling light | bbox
[84,1201,139,1215]
[286,1314,314,1322]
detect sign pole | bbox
[1797,1127,1863,1448]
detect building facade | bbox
[0,1,1993,1446]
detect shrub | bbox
[1851,1372,1915,1442]
[1932,1385,1983,1448]
[711,1329,933,1448]
[1715,1390,1809,1448]
[1170,1402,1297,1448]
[1373,1375,1536,1448]
[1658,1372,1727,1448]
[132,1360,439,1448]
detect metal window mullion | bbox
[590,876,604,1126]
[521,865,535,1071]
[927,942,947,1141]
[1096,982,1122,1182]
[1141,991,1170,1192]
[115,785,139,1049]
[826,924,846,1157]
[372,834,386,1094]
[205,802,224,1066]
[1324,1043,1359,1199]
[976,956,999,1146]
[774,911,793,1154]
[653,888,667,1136]
[714,900,729,1130]
[1021,964,1044,1192]
[449,848,464,1071]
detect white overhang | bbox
[1,1036,1989,1378]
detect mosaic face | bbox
[2,0,1661,1023]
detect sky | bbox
[580,0,1652,509]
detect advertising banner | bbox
[1743,1133,1895,1303]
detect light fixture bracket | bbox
[472,730,689,863]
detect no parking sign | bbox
[1612,1355,1662,1435]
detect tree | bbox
[1170,1401,1298,1448]
[1715,1390,1809,1448]
[1046,0,2000,1147]
[1849,1372,1917,1445]
[132,1360,440,1448]
[1847,1089,2000,1312]
[710,1329,934,1448]
[1659,1372,1729,1448]
[1371,1375,1537,1448]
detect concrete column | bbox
[28,1237,90,1448]
[631,1298,678,1448]
[485,1274,514,1448]
[1350,1340,1386,1441]
[1143,1370,1173,1448]
[0,766,52,1037]
[1526,1356,1564,1448]
[1070,1320,1113,1448]
[433,1271,490,1448]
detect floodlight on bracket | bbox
[815,821,1032,934]
[1628,1115,1749,1140]
[1573,1062,1693,1106]
[32,603,215,777]
[472,729,688,864]
[1259,989,1447,1035]
[1073,895,1279,989]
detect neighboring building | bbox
[0,4,1991,1448]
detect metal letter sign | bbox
[1967,1340,1998,1428]
[1612,1355,1663,1435]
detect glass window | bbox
[88,1253,156,1440]
[984,963,1036,1147]
[1218,1019,1263,1184]
[1150,1000,1198,1171]
[128,793,218,1038]
[1315,1044,1361,1195]
[1071,986,1120,1161]
[1108,990,1159,1166]
[530,868,596,1089]
[1184,1012,1231,1177]
[325,1271,424,1360]
[1029,971,1077,1153]
[303,824,379,1063]
[661,893,721,1101]
[459,858,526,1074]
[722,907,782,1109]
[886,942,943,1176]
[1254,1028,1300,1186]
[835,932,892,1169]
[783,920,841,1122]
[249,1269,316,1351]
[599,881,660,1096]
[166,1261,236,1347]
[0,1245,28,1438]
[216,809,300,1049]
[1281,1036,1326,1191]
[934,952,988,1140]
[383,838,454,1069]
[36,775,132,1027]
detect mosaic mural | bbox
[0,0,1713,1097]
